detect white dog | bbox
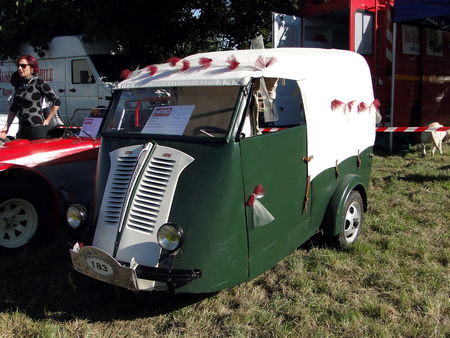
[421,122,448,156]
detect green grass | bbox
[1,144,449,337]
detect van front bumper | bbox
[70,244,202,291]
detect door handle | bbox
[69,88,76,92]
[58,89,65,93]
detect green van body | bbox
[70,48,376,294]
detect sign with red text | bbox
[0,68,54,83]
[80,117,102,137]
[142,105,194,135]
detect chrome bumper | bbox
[70,243,201,291]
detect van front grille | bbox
[126,157,176,233]
[93,142,194,260]
[102,155,139,225]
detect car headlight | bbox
[66,204,87,229]
[157,223,184,252]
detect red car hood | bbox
[0,137,101,168]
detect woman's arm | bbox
[0,110,18,138]
[37,79,62,125]
[1,93,19,137]
[42,104,60,125]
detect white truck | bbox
[0,35,132,136]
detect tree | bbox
[0,0,300,64]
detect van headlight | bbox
[157,223,184,252]
[66,204,87,229]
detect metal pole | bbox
[390,22,397,152]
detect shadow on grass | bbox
[399,173,450,183]
[0,237,214,322]
[298,233,342,251]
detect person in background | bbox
[0,55,61,140]
[89,105,106,118]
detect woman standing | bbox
[0,55,61,140]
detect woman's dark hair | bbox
[10,71,22,88]
[16,55,39,75]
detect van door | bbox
[65,58,99,123]
[239,79,311,278]
[240,127,310,278]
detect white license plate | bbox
[86,257,114,276]
[70,245,138,290]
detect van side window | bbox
[272,78,306,127]
[72,59,95,84]
[240,78,305,138]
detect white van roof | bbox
[119,48,377,181]
[118,47,368,88]
[19,35,113,59]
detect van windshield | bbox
[89,54,134,82]
[103,86,240,138]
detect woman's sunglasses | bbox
[17,64,29,69]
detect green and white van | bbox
[69,48,377,294]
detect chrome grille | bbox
[126,157,176,233]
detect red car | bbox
[0,109,102,251]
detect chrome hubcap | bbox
[344,201,361,243]
[0,198,38,249]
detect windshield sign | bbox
[104,86,240,138]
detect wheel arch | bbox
[0,167,60,230]
[321,174,368,237]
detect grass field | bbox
[0,144,449,337]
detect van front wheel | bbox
[336,190,363,248]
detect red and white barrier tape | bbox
[261,128,286,132]
[376,127,450,132]
[261,127,449,133]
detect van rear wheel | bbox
[335,190,363,248]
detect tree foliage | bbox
[0,0,300,64]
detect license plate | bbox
[70,245,139,290]
[86,257,114,276]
